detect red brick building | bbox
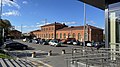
[30,23,103,42]
[8,30,22,39]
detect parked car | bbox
[3,42,28,50]
[28,39,32,43]
[23,38,27,42]
[32,39,39,44]
[84,41,93,47]
[60,39,67,44]
[67,40,76,45]
[94,42,105,49]
[93,42,99,47]
[73,40,81,45]
[49,39,61,47]
[39,39,49,45]
[66,38,76,45]
[86,42,92,47]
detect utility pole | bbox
[21,24,23,38]
[83,3,86,47]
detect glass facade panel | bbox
[116,11,120,43]
[109,2,120,43]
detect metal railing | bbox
[66,43,120,67]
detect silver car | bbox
[49,40,61,47]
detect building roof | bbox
[10,30,21,33]
[41,22,65,27]
[57,25,103,31]
[79,0,120,10]
[30,30,41,32]
[57,26,83,31]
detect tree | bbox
[0,19,12,35]
[0,19,12,45]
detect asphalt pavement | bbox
[13,39,83,67]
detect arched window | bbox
[78,33,81,40]
[64,33,66,39]
[52,33,53,38]
[56,33,58,39]
[68,33,70,38]
[49,34,50,38]
[44,34,45,38]
[46,34,48,38]
[60,33,62,38]
[72,33,75,38]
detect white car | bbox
[49,40,61,47]
[23,38,27,42]
[86,43,92,46]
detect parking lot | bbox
[3,39,120,67]
[7,39,85,67]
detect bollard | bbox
[73,49,77,53]
[62,49,65,54]
[31,52,36,58]
[48,50,52,56]
[82,49,85,56]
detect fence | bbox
[66,43,120,67]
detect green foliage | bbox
[0,19,12,28]
[0,19,12,42]
[0,53,13,59]
[0,50,13,59]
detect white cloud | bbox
[1,0,20,9]
[86,19,96,24]
[36,22,51,27]
[46,22,50,24]
[2,10,20,16]
[61,21,77,25]
[36,23,40,25]
[36,24,44,27]
[22,1,28,4]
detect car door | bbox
[8,43,16,49]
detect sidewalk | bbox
[26,51,72,67]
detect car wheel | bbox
[54,44,57,47]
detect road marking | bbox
[38,61,53,67]
[10,59,20,67]
[4,59,14,67]
[0,58,7,67]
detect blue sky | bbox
[2,0,104,33]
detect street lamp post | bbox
[0,0,3,44]
[83,3,86,56]
[0,0,13,44]
[83,3,86,47]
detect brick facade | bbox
[30,23,103,42]
[9,30,22,39]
